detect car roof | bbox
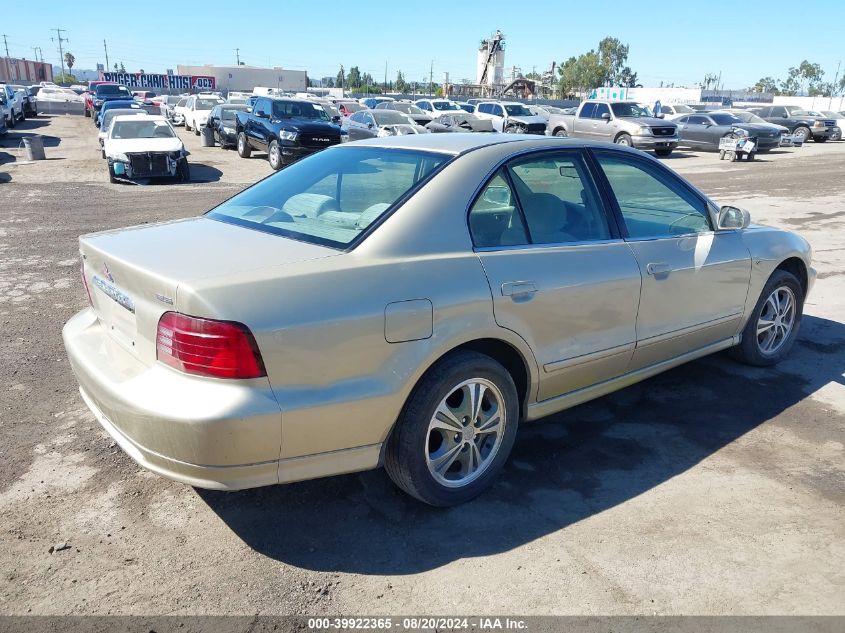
[345,133,632,156]
[112,114,166,122]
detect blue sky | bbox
[5,1,844,88]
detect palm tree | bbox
[64,52,75,72]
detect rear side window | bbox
[208,148,449,248]
[596,154,710,238]
[469,170,528,248]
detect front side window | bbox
[610,102,652,118]
[509,154,609,244]
[208,148,449,248]
[593,103,610,119]
[597,155,710,238]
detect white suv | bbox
[414,99,463,117]
[183,94,224,134]
[473,101,547,134]
[1,85,24,127]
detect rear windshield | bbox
[208,147,449,248]
[96,84,132,97]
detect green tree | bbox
[347,66,361,89]
[336,67,345,89]
[558,51,605,97]
[752,76,779,94]
[54,73,77,84]
[63,52,75,73]
[395,70,407,94]
[597,36,629,85]
[619,66,640,88]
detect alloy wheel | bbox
[756,286,796,355]
[425,378,506,488]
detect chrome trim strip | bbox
[543,342,635,373]
[92,275,135,314]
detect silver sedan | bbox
[64,135,815,506]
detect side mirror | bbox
[601,112,611,120]
[716,205,751,230]
[782,114,789,118]
[255,110,267,118]
[656,112,665,119]
[331,115,341,124]
[367,123,374,129]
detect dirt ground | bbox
[0,115,843,616]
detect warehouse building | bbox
[0,56,53,83]
[176,64,307,93]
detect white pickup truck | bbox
[546,100,679,157]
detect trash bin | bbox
[23,137,46,161]
[200,126,215,147]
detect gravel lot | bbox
[0,115,843,616]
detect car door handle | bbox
[501,281,537,297]
[646,263,672,277]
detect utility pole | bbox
[51,27,68,80]
[829,60,841,109]
[429,60,433,96]
[235,48,240,65]
[384,61,387,92]
[1,34,9,57]
[103,39,109,72]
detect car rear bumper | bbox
[63,308,284,489]
[632,135,679,150]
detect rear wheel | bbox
[553,128,567,137]
[384,351,519,506]
[730,270,803,367]
[615,133,632,146]
[237,132,251,158]
[268,140,282,170]
[178,159,190,182]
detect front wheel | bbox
[730,270,803,367]
[655,148,673,157]
[553,128,567,137]
[268,140,282,170]
[384,351,519,506]
[107,162,117,184]
[793,126,810,143]
[615,133,632,146]
[236,132,251,158]
[831,129,842,141]
[813,135,827,143]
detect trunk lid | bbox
[80,216,339,366]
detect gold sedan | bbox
[64,134,815,505]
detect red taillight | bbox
[81,261,93,306]
[156,312,266,380]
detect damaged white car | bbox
[104,115,190,183]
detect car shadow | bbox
[658,150,696,160]
[0,171,10,183]
[198,314,845,575]
[11,117,51,131]
[189,163,223,183]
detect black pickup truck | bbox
[234,97,346,170]
[750,105,836,143]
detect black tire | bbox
[553,128,567,137]
[654,148,673,157]
[101,149,105,159]
[7,113,14,129]
[813,135,827,143]
[236,132,251,158]
[793,126,811,143]
[832,129,842,142]
[84,107,90,118]
[384,351,519,506]
[747,152,755,161]
[268,140,282,170]
[185,118,192,132]
[178,159,190,182]
[194,124,200,136]
[615,133,632,147]
[730,269,804,367]
[107,163,117,184]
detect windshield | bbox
[341,102,363,113]
[322,104,340,118]
[195,98,220,110]
[111,119,175,139]
[373,111,411,125]
[729,111,761,124]
[673,105,694,114]
[96,84,132,97]
[208,148,449,248]
[432,101,460,111]
[221,106,248,120]
[504,104,531,116]
[272,100,329,120]
[710,113,742,125]
[610,102,653,118]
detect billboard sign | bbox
[101,72,216,91]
